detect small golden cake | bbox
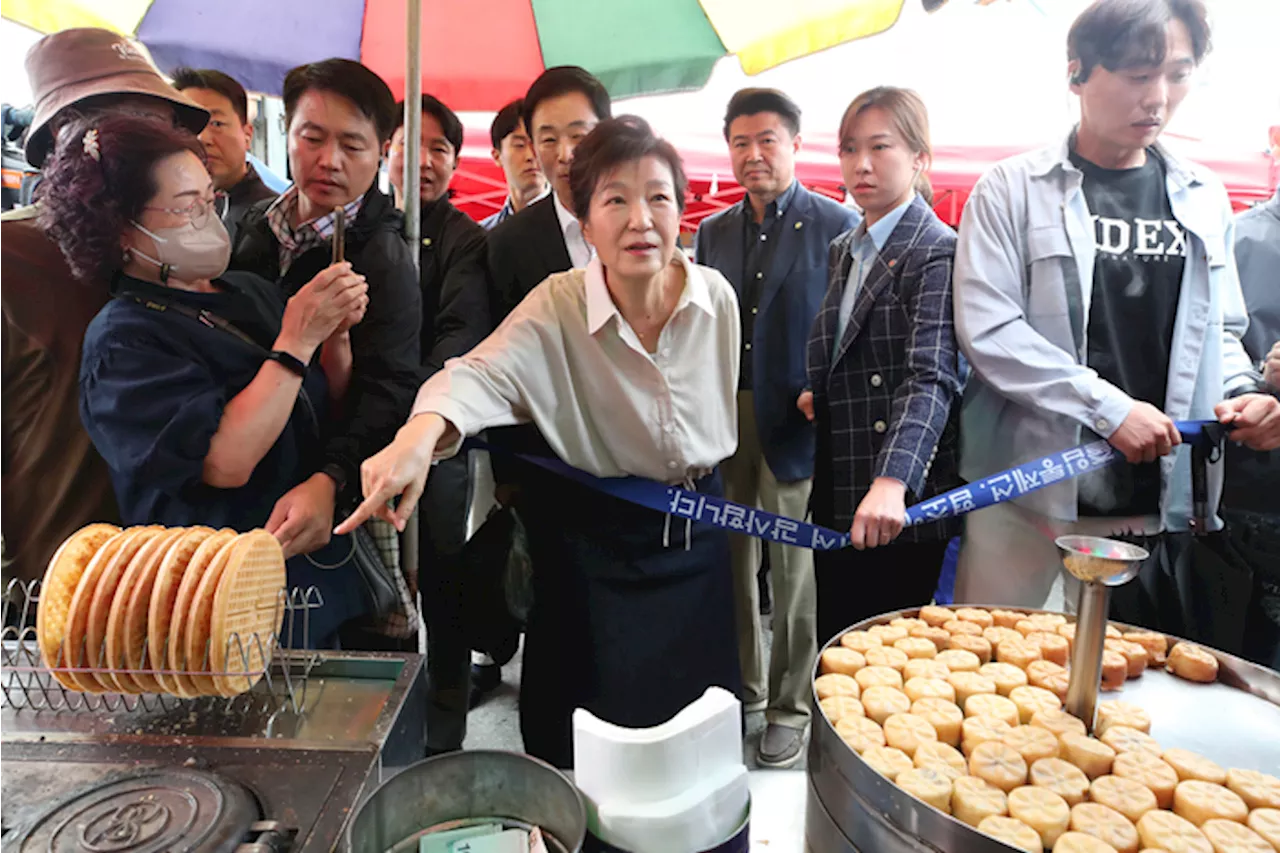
[1070,802,1141,853]
[969,740,1030,792]
[1173,780,1249,827]
[1090,774,1160,823]
[1062,733,1118,780]
[1113,751,1180,809]
[952,775,1009,827]
[1008,785,1072,849]
[1030,757,1091,807]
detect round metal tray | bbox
[806,606,1280,853]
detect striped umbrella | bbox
[2,0,909,107]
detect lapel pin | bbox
[794,221,803,230]
[422,237,433,247]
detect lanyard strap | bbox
[467,420,1225,551]
[119,291,262,350]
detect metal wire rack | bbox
[1,578,325,714]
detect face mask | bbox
[130,216,231,282]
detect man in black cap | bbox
[2,29,207,587]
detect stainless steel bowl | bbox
[345,749,587,853]
[1056,534,1150,585]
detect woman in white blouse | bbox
[338,116,743,767]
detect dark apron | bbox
[514,464,742,769]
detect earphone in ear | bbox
[1070,70,1083,85]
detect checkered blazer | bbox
[806,195,965,543]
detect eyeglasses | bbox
[142,194,221,227]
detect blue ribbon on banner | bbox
[466,420,1222,551]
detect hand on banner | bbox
[1215,393,1280,451]
[335,413,454,534]
[267,472,337,558]
[850,477,907,549]
[797,390,815,422]
[1108,401,1181,463]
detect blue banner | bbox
[468,420,1221,551]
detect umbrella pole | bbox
[402,0,423,641]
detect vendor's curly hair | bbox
[38,114,205,284]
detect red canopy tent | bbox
[447,122,1279,232]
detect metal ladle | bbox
[1055,535,1150,732]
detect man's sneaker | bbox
[468,661,502,708]
[757,723,807,768]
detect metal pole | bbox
[1065,582,1109,732]
[401,0,423,609]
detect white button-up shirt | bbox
[553,190,594,269]
[412,252,741,483]
[835,192,916,355]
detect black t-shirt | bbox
[1070,148,1185,517]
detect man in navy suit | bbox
[695,88,860,768]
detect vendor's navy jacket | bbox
[79,271,328,531]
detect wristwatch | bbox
[321,462,350,500]
[266,349,308,377]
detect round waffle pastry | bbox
[82,527,170,693]
[168,529,238,697]
[180,536,240,696]
[36,524,122,691]
[146,527,220,695]
[101,528,186,693]
[208,530,286,696]
[123,528,214,694]
[63,527,161,692]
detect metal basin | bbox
[345,749,587,853]
[1056,534,1150,585]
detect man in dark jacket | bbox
[230,59,421,578]
[486,66,611,323]
[171,67,276,244]
[387,93,493,753]
[695,88,860,768]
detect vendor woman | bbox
[339,116,743,767]
[40,113,371,648]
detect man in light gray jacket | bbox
[951,0,1280,608]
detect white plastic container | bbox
[572,687,742,805]
[572,687,748,852]
[595,763,749,853]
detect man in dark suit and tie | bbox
[695,88,860,768]
[487,66,612,323]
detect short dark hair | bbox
[568,115,687,220]
[1068,0,1211,83]
[723,88,802,141]
[283,59,397,144]
[38,114,205,283]
[522,66,612,138]
[171,67,250,125]
[490,99,526,150]
[392,94,464,159]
